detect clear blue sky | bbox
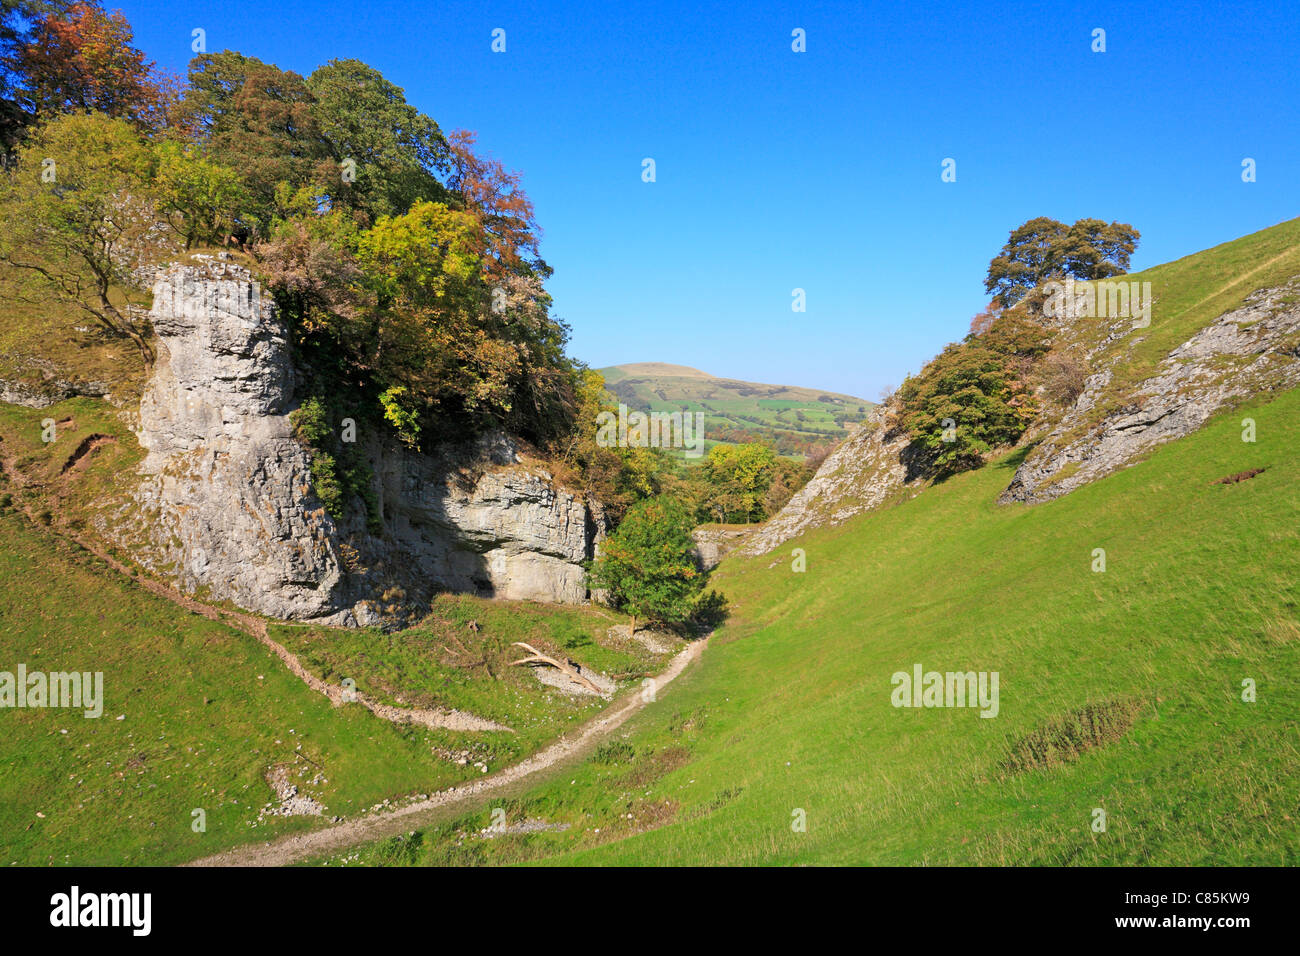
[119,0,1300,400]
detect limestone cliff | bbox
[118,259,603,626]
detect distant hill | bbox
[597,363,874,457]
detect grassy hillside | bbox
[599,363,874,457]
[323,382,1299,866]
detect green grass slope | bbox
[1049,216,1300,445]
[327,383,1300,867]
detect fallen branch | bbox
[509,642,605,694]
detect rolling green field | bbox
[322,385,1300,866]
[599,362,874,456]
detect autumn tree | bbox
[0,111,156,361]
[10,1,168,130]
[763,455,812,517]
[0,0,60,152]
[446,129,544,279]
[968,300,1002,337]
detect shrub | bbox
[1039,350,1090,408]
[289,395,380,530]
[587,496,706,635]
[896,309,1050,475]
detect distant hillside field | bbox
[598,364,874,457]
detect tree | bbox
[763,455,812,517]
[152,139,248,249]
[968,300,1002,337]
[0,0,61,152]
[703,442,777,523]
[985,216,1141,307]
[587,496,704,635]
[181,51,332,231]
[1058,217,1139,280]
[306,58,449,222]
[0,111,157,362]
[896,305,1049,475]
[446,129,547,281]
[984,217,1069,308]
[10,1,168,130]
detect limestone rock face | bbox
[124,261,603,626]
[737,407,927,557]
[370,438,602,606]
[1000,283,1300,503]
[691,527,752,570]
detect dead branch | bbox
[509,642,605,694]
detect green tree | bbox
[1059,217,1139,281]
[984,216,1140,307]
[180,51,332,231]
[984,216,1068,308]
[152,139,248,248]
[587,496,704,635]
[306,58,449,222]
[896,308,1048,475]
[0,111,156,361]
[703,442,777,523]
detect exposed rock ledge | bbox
[737,407,929,557]
[1001,282,1300,503]
[115,261,603,627]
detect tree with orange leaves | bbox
[968,300,1002,337]
[11,1,170,130]
[446,129,546,281]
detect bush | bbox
[289,395,380,530]
[587,496,705,634]
[896,308,1050,475]
[1039,350,1090,408]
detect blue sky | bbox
[119,0,1300,399]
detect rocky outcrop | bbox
[738,407,929,556]
[0,361,112,408]
[745,279,1300,555]
[1001,282,1300,503]
[691,527,752,570]
[366,436,603,607]
[120,259,603,626]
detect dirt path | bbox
[187,635,707,867]
[1183,247,1300,318]
[0,434,508,733]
